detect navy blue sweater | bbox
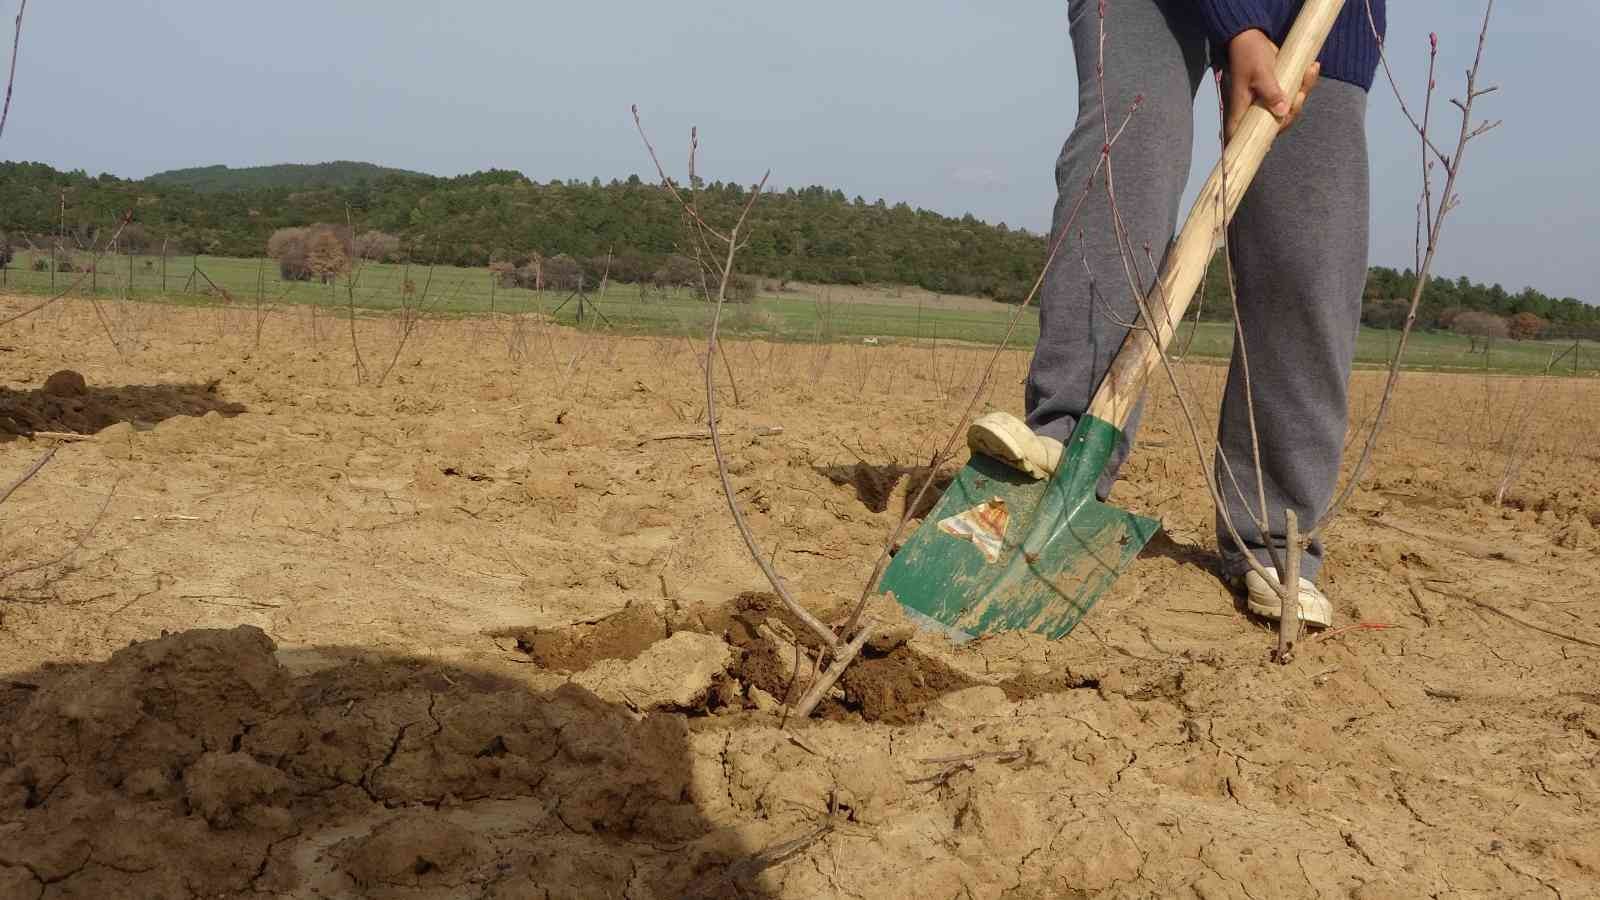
[1199,0,1386,91]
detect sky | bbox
[1,1,1589,302]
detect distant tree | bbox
[1361,299,1411,330]
[1454,310,1508,353]
[523,254,546,290]
[990,279,1032,304]
[652,254,701,289]
[307,229,350,283]
[267,227,312,281]
[353,230,401,262]
[1507,312,1547,341]
[270,224,352,281]
[0,233,11,271]
[600,252,650,285]
[542,254,582,292]
[117,223,157,255]
[725,273,757,303]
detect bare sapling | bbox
[376,262,435,386]
[345,207,369,383]
[1313,2,1499,536]
[1488,355,1565,509]
[254,258,266,350]
[635,107,862,719]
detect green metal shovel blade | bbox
[881,415,1159,641]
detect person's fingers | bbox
[1224,75,1252,143]
[1251,68,1291,120]
[1282,61,1321,133]
[1301,60,1322,96]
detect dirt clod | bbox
[833,645,977,724]
[505,601,666,671]
[42,369,87,397]
[572,630,733,711]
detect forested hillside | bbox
[1,160,1595,335]
[145,161,429,193]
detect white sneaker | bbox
[967,412,1063,480]
[1234,568,1333,629]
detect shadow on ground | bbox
[1138,529,1221,571]
[0,626,772,899]
[813,462,953,521]
[0,376,245,441]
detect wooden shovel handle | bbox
[1085,0,1347,429]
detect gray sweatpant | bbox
[1024,0,1370,582]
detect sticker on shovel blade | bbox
[938,498,1009,563]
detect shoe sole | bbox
[1243,592,1332,629]
[967,417,1047,479]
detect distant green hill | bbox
[1,160,1594,332]
[144,161,432,193]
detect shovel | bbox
[881,0,1347,642]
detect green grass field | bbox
[4,250,1595,376]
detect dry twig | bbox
[1441,589,1600,651]
[640,425,783,444]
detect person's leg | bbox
[1024,0,1207,498]
[1215,79,1371,583]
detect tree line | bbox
[1,160,1595,337]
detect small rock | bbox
[42,369,87,397]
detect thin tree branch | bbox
[634,108,841,656]
[0,443,54,507]
[0,0,24,143]
[1312,0,1497,540]
[789,617,875,720]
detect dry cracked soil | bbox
[1,296,1598,899]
